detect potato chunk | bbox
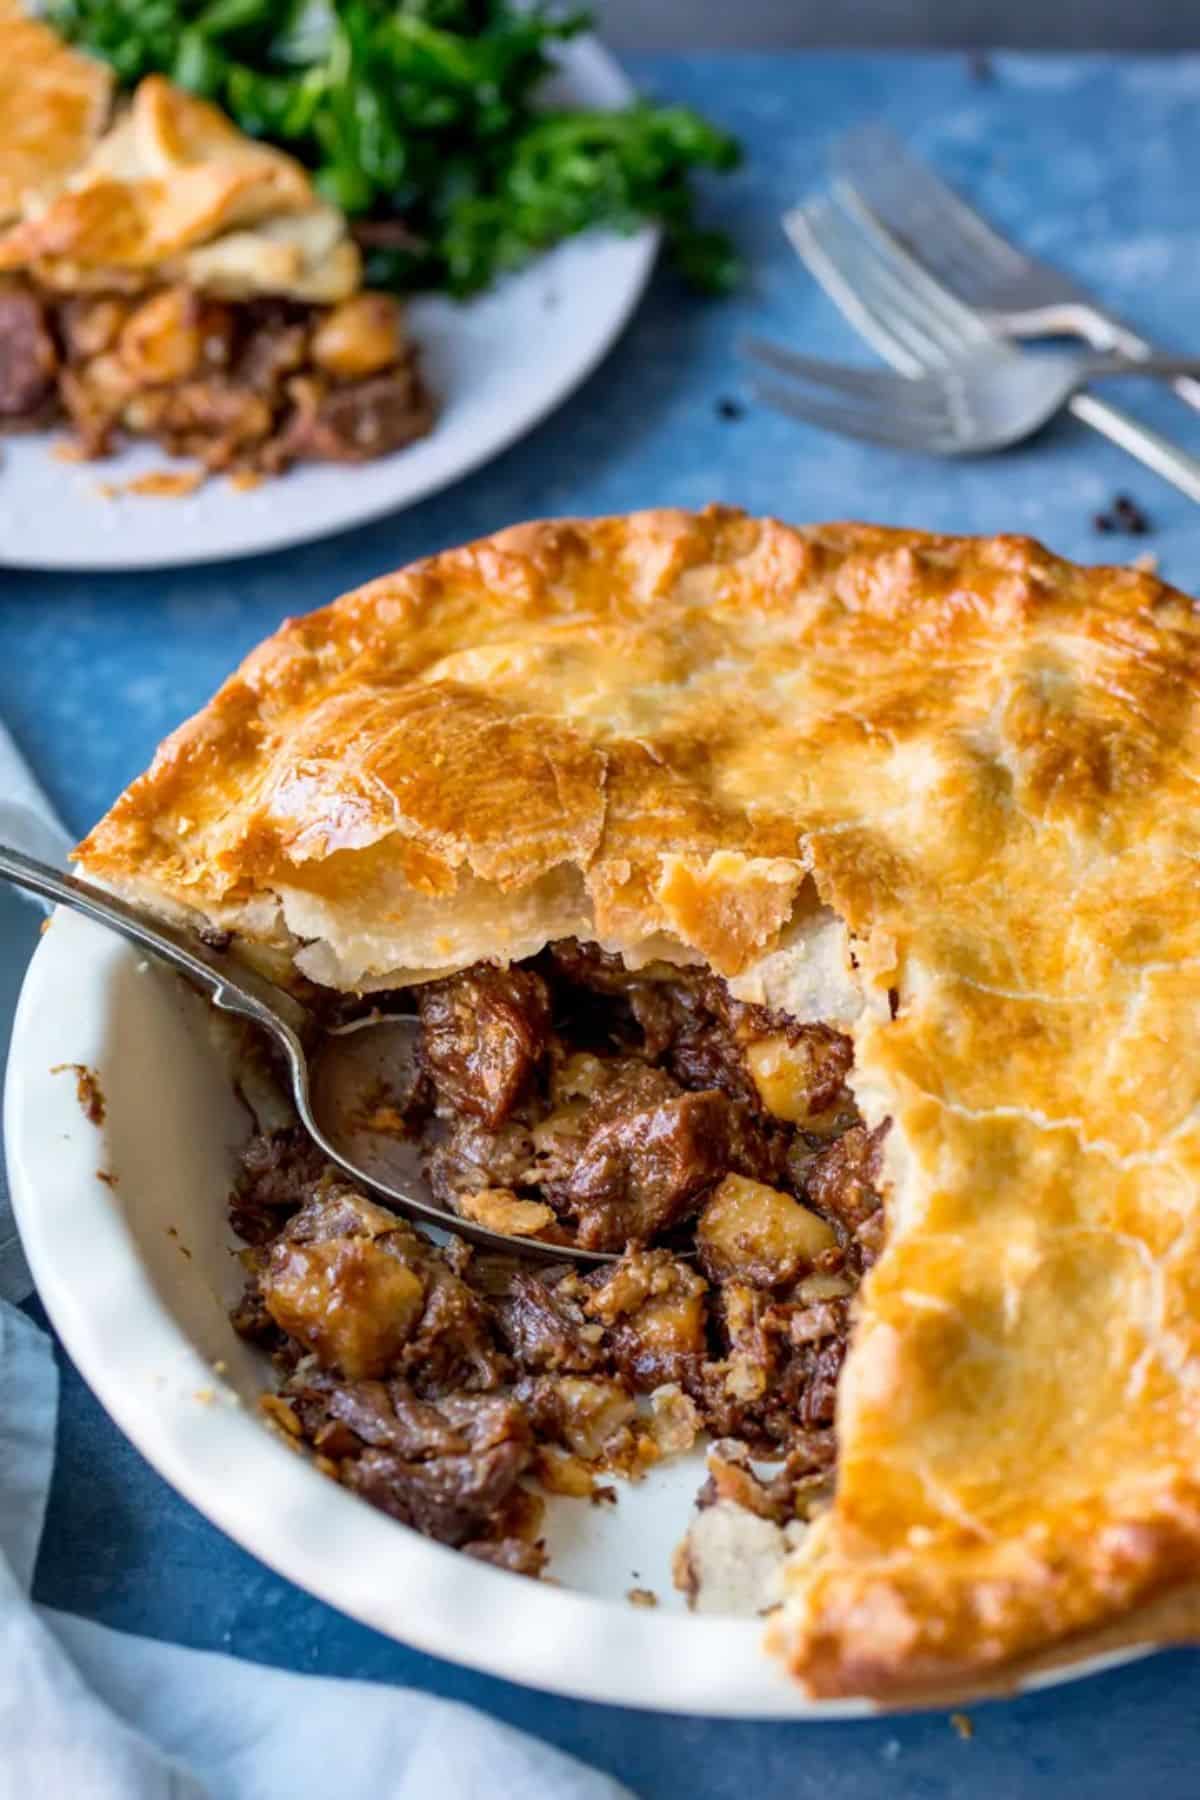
[744,1031,849,1132]
[118,288,205,384]
[585,1248,709,1388]
[553,1376,637,1460]
[311,293,405,380]
[697,1173,835,1287]
[262,1236,425,1379]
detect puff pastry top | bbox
[77,508,1200,1696]
[0,1,112,225]
[0,70,360,301]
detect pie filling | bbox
[0,281,433,475]
[229,940,887,1593]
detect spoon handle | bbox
[0,843,310,1040]
[1080,352,1200,380]
[1,843,619,1266]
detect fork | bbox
[743,337,1200,455]
[766,194,1200,503]
[833,123,1200,414]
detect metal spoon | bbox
[0,843,614,1266]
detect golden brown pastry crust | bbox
[0,1,113,224]
[0,72,360,301]
[76,508,1200,1698]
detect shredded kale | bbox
[48,0,742,295]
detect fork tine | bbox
[809,205,965,365]
[833,125,1029,297]
[821,193,991,356]
[836,125,1027,270]
[740,335,952,424]
[784,200,930,374]
[751,380,950,452]
[790,200,976,369]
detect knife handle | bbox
[1067,391,1200,505]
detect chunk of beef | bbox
[492,1269,604,1374]
[230,1125,329,1244]
[667,1013,759,1107]
[286,1370,493,1457]
[400,1260,508,1395]
[803,1122,887,1269]
[235,314,310,389]
[530,1054,679,1187]
[545,940,694,1057]
[278,361,433,464]
[418,964,551,1129]
[554,1088,734,1249]
[537,1058,785,1250]
[229,1268,286,1352]
[336,1393,534,1546]
[688,1281,852,1450]
[0,287,56,419]
[660,971,770,1106]
[424,1116,535,1210]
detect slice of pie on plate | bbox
[0,20,432,478]
[75,507,1200,1700]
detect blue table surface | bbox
[6,48,1200,1798]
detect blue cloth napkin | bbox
[0,1304,632,1800]
[0,728,632,1800]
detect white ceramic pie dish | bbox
[4,905,1153,1715]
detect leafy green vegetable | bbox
[47,0,742,296]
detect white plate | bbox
[0,38,656,573]
[4,909,1153,1715]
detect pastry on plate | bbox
[0,0,113,225]
[0,22,432,478]
[75,507,1200,1700]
